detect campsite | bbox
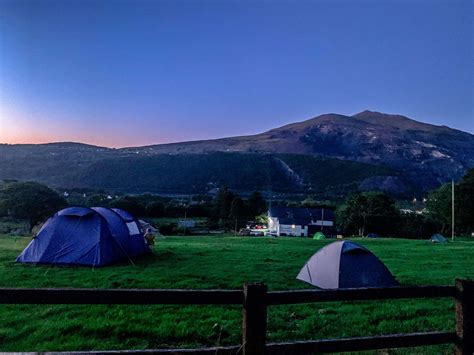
[0,234,473,352]
[0,177,473,353]
[1,0,473,353]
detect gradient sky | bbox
[0,0,472,148]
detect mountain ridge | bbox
[1,110,473,194]
[2,110,470,150]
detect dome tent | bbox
[111,207,151,256]
[297,241,398,289]
[17,207,150,267]
[138,219,158,233]
[430,234,448,244]
[367,233,380,238]
[313,231,326,240]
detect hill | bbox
[69,153,394,196]
[0,143,114,187]
[128,111,474,190]
[1,110,472,195]
[0,147,395,197]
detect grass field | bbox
[0,234,472,352]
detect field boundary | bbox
[1,279,472,354]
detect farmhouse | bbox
[268,206,335,237]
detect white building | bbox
[268,206,335,237]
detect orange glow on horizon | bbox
[0,102,245,148]
[0,105,167,148]
[0,131,172,149]
[1,134,127,148]
[0,131,207,149]
[0,122,181,148]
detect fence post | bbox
[242,283,268,355]
[455,279,474,355]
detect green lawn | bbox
[0,235,472,352]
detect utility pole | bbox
[183,210,187,236]
[452,180,455,242]
[321,208,325,233]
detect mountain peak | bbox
[353,110,395,118]
[354,109,376,116]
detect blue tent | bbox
[297,241,399,289]
[430,234,448,244]
[17,207,150,267]
[111,207,150,256]
[367,233,380,238]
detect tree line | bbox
[0,181,267,231]
[337,169,474,238]
[1,168,473,238]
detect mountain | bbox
[125,110,474,190]
[1,111,472,196]
[0,142,114,187]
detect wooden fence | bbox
[0,279,472,354]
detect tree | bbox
[247,191,267,218]
[86,194,110,207]
[229,197,247,231]
[230,197,245,219]
[426,184,452,234]
[397,212,438,239]
[214,187,235,220]
[337,194,369,236]
[255,213,269,225]
[146,201,165,217]
[301,197,319,208]
[426,169,474,235]
[110,196,146,217]
[0,182,66,229]
[455,169,474,233]
[337,192,400,236]
[163,202,183,217]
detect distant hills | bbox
[1,110,473,197]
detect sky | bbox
[0,0,472,148]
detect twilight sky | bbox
[0,0,472,148]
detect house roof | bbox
[269,206,334,221]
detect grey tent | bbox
[430,234,448,243]
[138,220,158,233]
[296,241,399,289]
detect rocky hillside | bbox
[127,110,474,190]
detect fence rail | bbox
[265,331,457,354]
[266,284,456,304]
[1,279,472,354]
[0,284,455,305]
